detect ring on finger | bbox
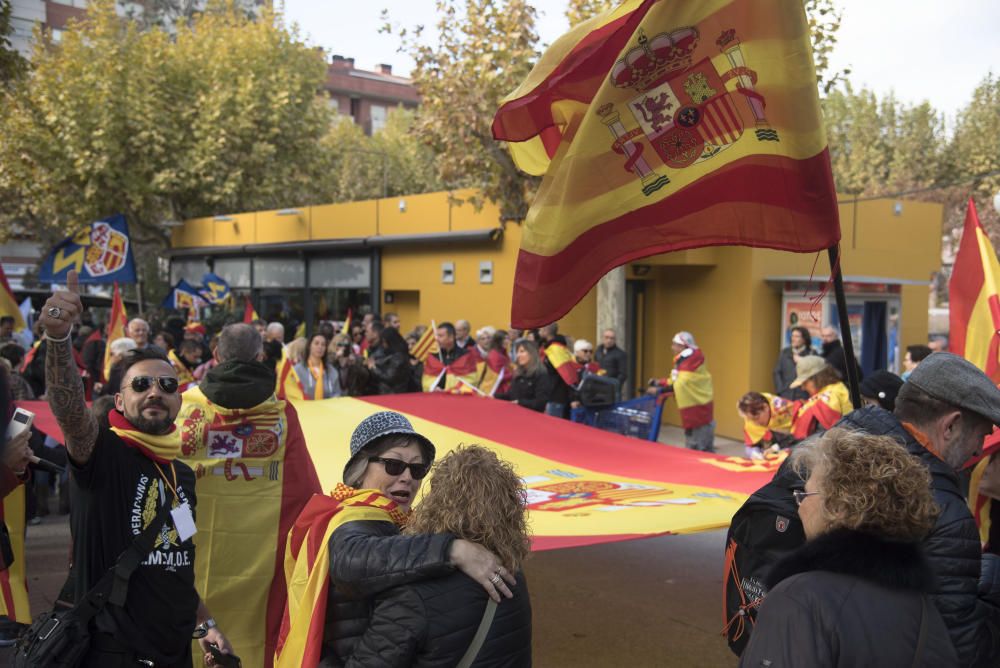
[489,571,503,586]
[47,306,63,318]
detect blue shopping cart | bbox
[569,394,666,442]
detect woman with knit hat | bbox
[277,411,515,668]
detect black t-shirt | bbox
[69,427,199,664]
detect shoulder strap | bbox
[456,599,498,668]
[73,499,175,619]
[910,597,929,668]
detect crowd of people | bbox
[3,279,1000,666]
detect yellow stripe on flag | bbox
[0,486,31,623]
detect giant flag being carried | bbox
[492,0,840,327]
[38,215,137,284]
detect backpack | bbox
[722,457,806,656]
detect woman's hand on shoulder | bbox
[449,539,516,602]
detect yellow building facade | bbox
[170,191,941,440]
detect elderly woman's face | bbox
[359,441,426,511]
[798,470,827,540]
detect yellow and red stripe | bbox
[790,381,852,440]
[103,283,128,381]
[544,342,580,387]
[950,198,1000,382]
[492,0,839,327]
[410,322,439,363]
[0,263,26,332]
[0,486,30,623]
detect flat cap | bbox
[906,352,1000,425]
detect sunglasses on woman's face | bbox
[123,375,180,394]
[368,456,430,480]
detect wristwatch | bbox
[192,618,217,639]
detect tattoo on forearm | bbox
[46,339,98,462]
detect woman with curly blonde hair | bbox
[740,428,957,667]
[347,445,532,667]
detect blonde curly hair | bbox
[798,428,939,541]
[405,445,531,571]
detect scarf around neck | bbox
[108,408,181,463]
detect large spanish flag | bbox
[492,0,839,327]
[950,198,1000,383]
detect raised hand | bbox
[39,269,83,340]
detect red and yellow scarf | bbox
[108,409,181,462]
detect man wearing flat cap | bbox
[837,352,1000,667]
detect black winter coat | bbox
[838,407,1000,667]
[496,371,554,412]
[322,520,456,666]
[595,345,627,390]
[346,572,532,667]
[772,346,812,400]
[740,529,957,667]
[367,347,410,395]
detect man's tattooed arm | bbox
[46,338,99,465]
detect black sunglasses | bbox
[368,457,430,480]
[123,375,180,394]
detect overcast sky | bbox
[284,0,999,126]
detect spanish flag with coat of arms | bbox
[492,0,840,327]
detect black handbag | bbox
[11,500,173,668]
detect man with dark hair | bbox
[384,312,401,330]
[902,343,933,380]
[0,315,15,343]
[538,322,567,348]
[40,272,232,666]
[176,321,321,664]
[837,352,1000,666]
[434,322,465,366]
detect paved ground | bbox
[2,425,745,667]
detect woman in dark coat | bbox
[366,326,411,395]
[316,412,516,667]
[739,428,957,667]
[772,325,814,400]
[495,339,553,412]
[347,445,531,667]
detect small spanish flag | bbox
[544,342,579,387]
[243,296,260,324]
[949,198,1000,383]
[340,308,352,336]
[0,263,26,332]
[103,282,128,381]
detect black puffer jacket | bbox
[495,372,554,412]
[740,529,957,667]
[367,347,410,395]
[347,572,531,667]
[322,520,456,666]
[838,407,1000,667]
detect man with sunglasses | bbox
[41,271,232,668]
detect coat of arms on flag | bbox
[38,214,137,284]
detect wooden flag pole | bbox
[827,245,862,408]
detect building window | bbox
[170,258,209,286]
[50,28,64,43]
[308,256,370,288]
[349,98,361,124]
[10,18,35,40]
[212,257,251,288]
[253,257,304,288]
[371,104,387,133]
[49,0,88,6]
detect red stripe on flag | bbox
[361,394,777,495]
[511,151,839,327]
[491,1,654,143]
[949,200,987,358]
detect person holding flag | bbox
[422,322,480,392]
[648,332,715,452]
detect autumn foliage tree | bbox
[383,0,540,223]
[0,0,333,249]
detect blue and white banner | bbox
[38,215,137,284]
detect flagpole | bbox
[827,245,862,408]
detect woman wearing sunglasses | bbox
[347,445,531,667]
[739,428,957,667]
[281,411,516,668]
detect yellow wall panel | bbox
[172,217,215,248]
[311,201,377,240]
[255,209,311,244]
[378,192,450,236]
[212,214,257,247]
